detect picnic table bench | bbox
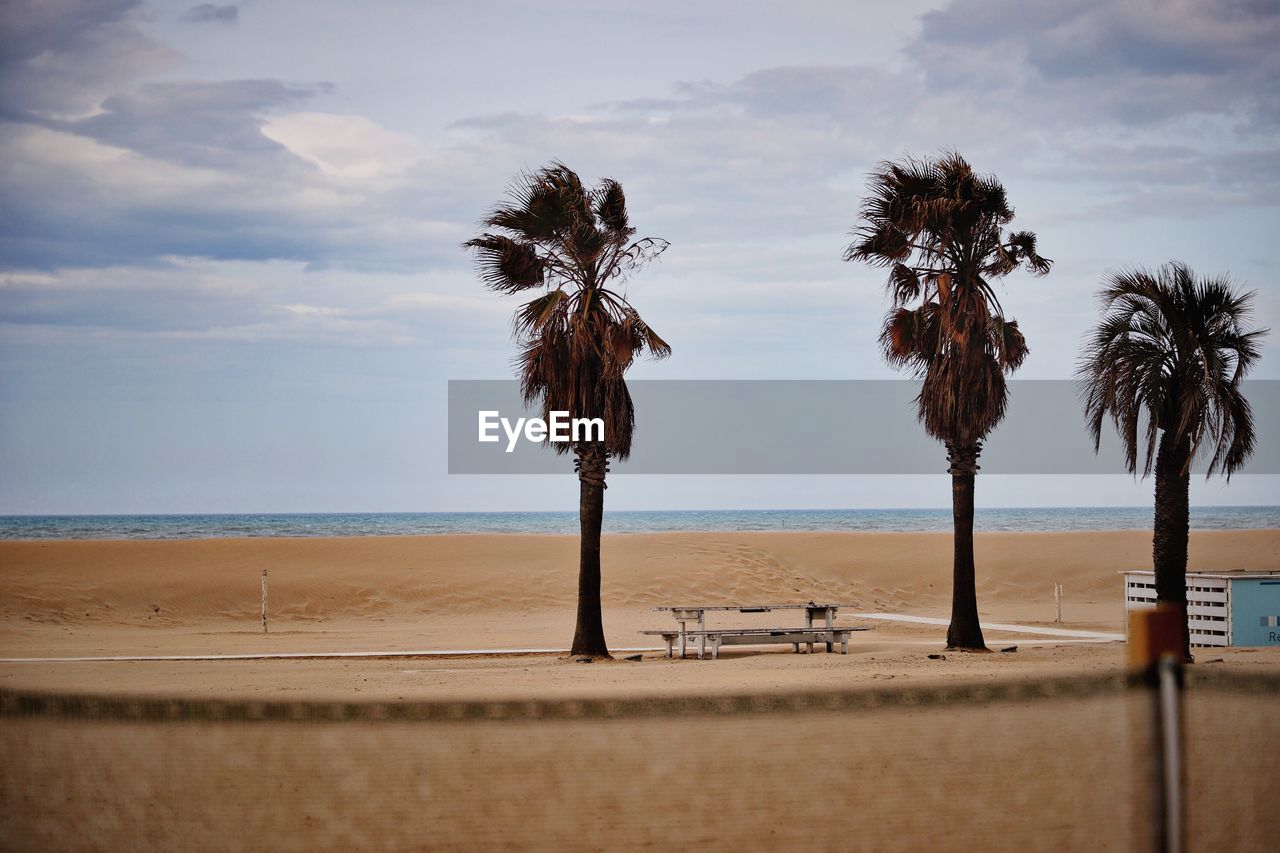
[641,603,870,660]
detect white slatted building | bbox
[1123,570,1280,647]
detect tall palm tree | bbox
[465,162,670,658]
[1079,262,1265,660]
[845,152,1052,651]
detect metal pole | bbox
[1157,654,1183,853]
[1055,583,1062,623]
[261,569,268,634]
[1128,606,1184,853]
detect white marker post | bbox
[261,570,268,634]
[1054,583,1062,623]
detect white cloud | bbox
[262,112,429,179]
[277,303,346,317]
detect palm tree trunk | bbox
[571,444,610,657]
[1152,429,1192,661]
[946,442,988,651]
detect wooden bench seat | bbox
[639,626,871,660]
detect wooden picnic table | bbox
[650,602,858,659]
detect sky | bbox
[1,0,1278,513]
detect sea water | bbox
[0,506,1276,540]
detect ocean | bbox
[0,506,1276,540]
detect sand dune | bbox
[3,530,1276,630]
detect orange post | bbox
[1127,605,1182,669]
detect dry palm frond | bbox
[846,152,1050,446]
[465,163,669,460]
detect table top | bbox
[642,626,872,635]
[654,603,852,613]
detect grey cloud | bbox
[0,0,500,272]
[1022,141,1280,222]
[451,111,542,131]
[0,3,472,271]
[1048,143,1280,193]
[0,117,450,271]
[605,65,919,128]
[0,267,262,333]
[572,1,1280,231]
[597,96,685,113]
[915,0,1280,126]
[1211,148,1280,197]
[0,157,466,272]
[729,66,910,120]
[1037,143,1209,188]
[68,79,320,170]
[0,0,177,119]
[0,69,353,271]
[447,109,865,243]
[0,263,450,345]
[925,0,1279,78]
[0,200,343,271]
[461,64,1050,244]
[4,0,1278,288]
[183,4,239,25]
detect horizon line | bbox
[1,505,1276,519]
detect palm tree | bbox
[465,162,670,658]
[844,152,1052,651]
[1079,262,1265,660]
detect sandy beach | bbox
[3,529,1278,699]
[4,529,1279,851]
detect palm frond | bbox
[1004,231,1053,276]
[887,264,922,304]
[990,316,1028,372]
[513,289,566,337]
[467,162,670,461]
[462,234,545,293]
[592,178,632,236]
[1077,261,1267,479]
[846,151,1048,446]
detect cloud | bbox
[0,4,504,273]
[70,80,319,171]
[9,0,1277,278]
[1025,142,1280,220]
[262,113,429,178]
[0,262,269,333]
[914,0,1280,127]
[182,4,239,25]
[0,0,177,120]
[0,77,477,271]
[1,0,1277,352]
[277,303,346,318]
[1,121,338,269]
[380,292,512,316]
[0,259,488,346]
